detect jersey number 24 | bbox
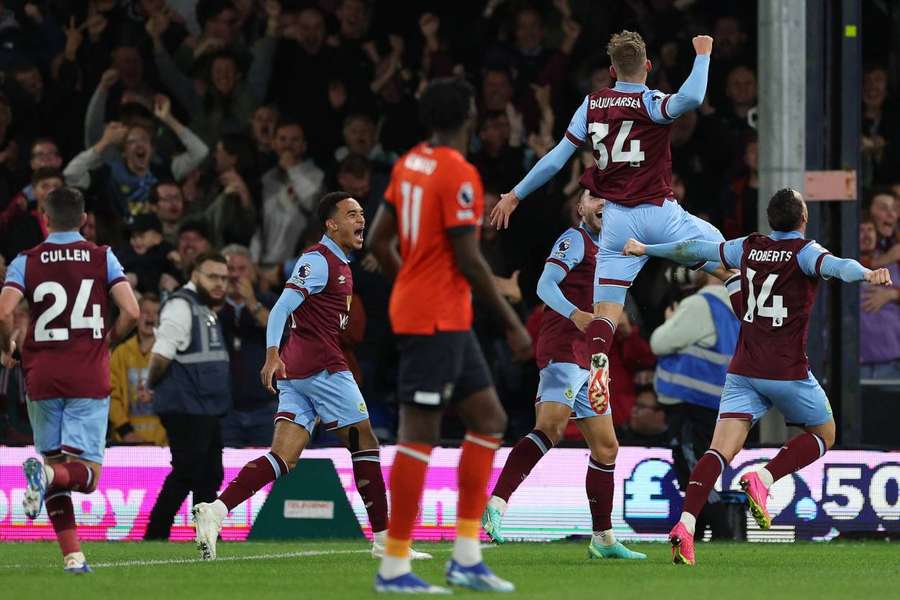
[32,279,104,342]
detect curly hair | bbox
[607,30,647,78]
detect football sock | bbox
[48,462,92,492]
[490,430,552,502]
[681,449,726,533]
[757,468,775,488]
[586,317,616,358]
[763,433,826,483]
[218,452,288,511]
[586,458,615,534]
[351,449,388,533]
[454,432,501,566]
[380,443,432,579]
[593,529,616,546]
[46,488,80,556]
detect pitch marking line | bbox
[0,544,494,571]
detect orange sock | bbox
[385,443,432,559]
[457,432,501,521]
[454,432,501,566]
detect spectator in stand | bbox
[174,220,213,280]
[330,0,378,111]
[149,180,186,246]
[720,132,760,238]
[251,120,324,266]
[148,1,279,146]
[862,65,900,187]
[0,95,20,204]
[0,0,62,71]
[0,297,31,445]
[707,15,754,111]
[717,65,757,147]
[859,218,900,380]
[480,66,516,116]
[84,65,158,152]
[173,0,244,73]
[80,211,98,242]
[1,167,62,262]
[117,213,180,294]
[186,132,259,248]
[472,111,530,194]
[249,104,278,172]
[219,244,276,447]
[63,95,209,221]
[623,385,670,446]
[607,309,657,428]
[109,294,167,446]
[336,154,385,226]
[868,187,900,266]
[335,114,395,171]
[1,138,62,225]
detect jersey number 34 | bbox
[588,121,645,170]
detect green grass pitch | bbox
[2,540,898,599]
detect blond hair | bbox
[607,30,647,78]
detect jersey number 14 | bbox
[588,121,645,170]
[743,268,788,327]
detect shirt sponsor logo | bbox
[339,313,350,330]
[283,500,334,519]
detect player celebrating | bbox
[192,192,431,562]
[624,188,893,565]
[0,187,140,573]
[482,190,645,561]
[490,31,732,419]
[367,78,532,593]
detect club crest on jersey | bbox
[338,275,346,285]
[457,182,474,207]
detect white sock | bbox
[43,463,55,486]
[211,499,228,521]
[373,530,387,546]
[63,551,86,565]
[679,512,696,535]
[593,529,616,546]
[378,554,411,579]
[487,496,507,515]
[757,468,775,488]
[452,535,482,566]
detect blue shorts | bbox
[719,372,834,427]
[595,199,725,304]
[536,362,610,419]
[276,370,369,433]
[27,397,110,464]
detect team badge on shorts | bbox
[358,401,368,414]
[564,388,575,399]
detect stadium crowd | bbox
[0,0,898,449]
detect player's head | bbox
[419,77,477,139]
[607,30,650,82]
[190,251,229,306]
[767,188,807,232]
[43,186,86,232]
[577,189,604,233]
[318,191,365,252]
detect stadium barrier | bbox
[1,446,898,542]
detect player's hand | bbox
[506,323,533,362]
[865,267,893,287]
[1,340,16,369]
[623,238,646,256]
[692,35,713,55]
[490,191,519,230]
[569,309,593,333]
[260,348,287,395]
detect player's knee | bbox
[594,439,619,464]
[475,408,508,437]
[818,428,836,450]
[537,424,564,446]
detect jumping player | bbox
[490,31,733,420]
[192,192,431,562]
[482,190,645,560]
[0,187,140,573]
[368,78,532,593]
[623,188,893,565]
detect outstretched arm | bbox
[625,238,723,264]
[661,36,712,120]
[799,243,893,285]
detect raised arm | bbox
[659,36,712,120]
[624,237,726,265]
[798,242,893,285]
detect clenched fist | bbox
[692,35,713,55]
